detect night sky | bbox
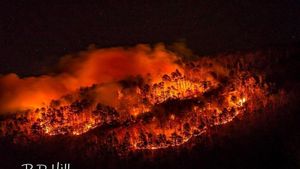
[1,1,300,76]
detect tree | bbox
[136,130,147,148]
[171,132,183,145]
[119,131,131,154]
[157,133,167,146]
[183,123,191,137]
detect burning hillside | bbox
[0,44,290,156]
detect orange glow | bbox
[0,44,180,113]
[0,44,285,154]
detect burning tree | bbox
[0,45,288,155]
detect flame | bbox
[0,44,180,113]
[0,44,285,155]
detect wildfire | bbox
[0,44,284,155]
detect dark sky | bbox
[1,1,300,76]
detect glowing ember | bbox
[0,45,284,155]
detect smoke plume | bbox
[0,44,181,113]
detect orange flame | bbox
[0,44,285,154]
[0,44,180,113]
